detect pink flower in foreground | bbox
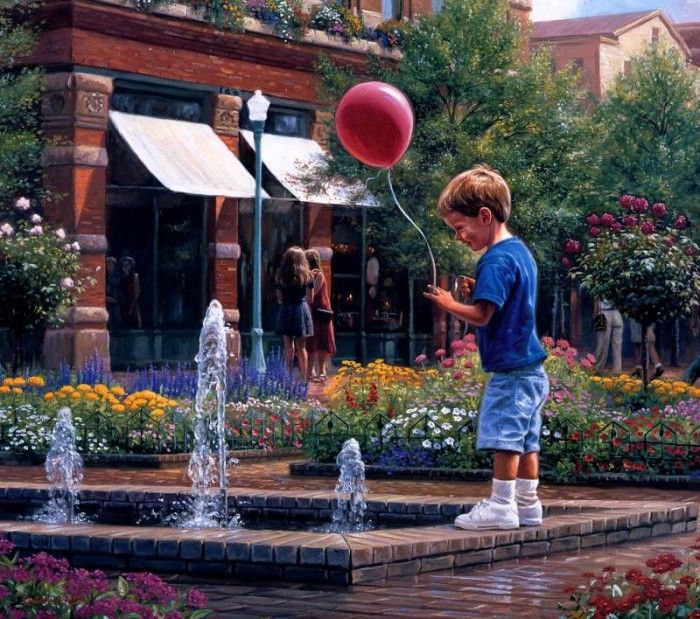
[651,202,666,218]
[541,336,555,348]
[619,194,634,209]
[442,358,455,368]
[599,213,615,227]
[586,213,600,226]
[588,226,601,238]
[186,588,208,609]
[61,277,75,290]
[561,257,571,269]
[633,197,648,212]
[564,239,581,254]
[414,354,427,364]
[640,221,655,235]
[674,215,688,230]
[622,215,637,228]
[434,348,446,358]
[14,197,30,211]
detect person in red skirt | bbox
[305,248,336,383]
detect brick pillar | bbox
[304,204,333,297]
[41,72,113,370]
[508,0,531,58]
[209,94,243,363]
[311,110,332,149]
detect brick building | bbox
[532,10,693,100]
[29,0,532,370]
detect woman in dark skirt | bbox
[305,248,336,382]
[275,246,314,379]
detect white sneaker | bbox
[454,499,519,530]
[518,500,543,526]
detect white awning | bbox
[240,130,378,207]
[109,111,267,199]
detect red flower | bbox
[442,358,455,368]
[453,371,464,380]
[619,194,635,209]
[686,246,698,256]
[583,453,595,463]
[564,239,582,254]
[435,348,446,358]
[645,553,682,574]
[589,226,601,238]
[600,213,615,227]
[651,202,666,218]
[622,214,637,228]
[633,197,649,212]
[586,213,600,226]
[569,432,581,441]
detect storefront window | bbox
[331,212,362,332]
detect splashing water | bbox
[181,300,240,528]
[35,407,84,524]
[329,438,369,532]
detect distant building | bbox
[532,10,693,99]
[677,21,700,95]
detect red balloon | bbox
[335,81,414,169]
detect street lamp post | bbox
[247,90,270,375]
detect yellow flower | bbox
[152,408,165,419]
[113,404,126,413]
[27,376,45,388]
[129,403,138,412]
[110,386,125,397]
[77,384,92,392]
[71,392,81,400]
[13,378,26,387]
[44,392,55,401]
[85,393,99,401]
[1,378,12,386]
[94,384,109,396]
[60,385,75,394]
[0,386,10,394]
[11,388,22,395]
[134,398,147,407]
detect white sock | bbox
[515,477,539,507]
[490,478,516,505]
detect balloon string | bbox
[387,169,437,288]
[362,169,384,193]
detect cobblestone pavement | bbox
[164,530,697,618]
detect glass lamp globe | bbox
[247,90,270,123]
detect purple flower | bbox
[185,588,208,609]
[0,538,15,556]
[618,194,634,209]
[586,214,600,226]
[124,572,178,605]
[685,246,698,256]
[0,223,14,237]
[588,226,601,238]
[564,239,582,254]
[633,197,648,212]
[651,202,666,218]
[28,225,43,236]
[414,354,427,364]
[24,552,69,585]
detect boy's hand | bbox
[423,284,454,311]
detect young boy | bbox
[424,165,549,530]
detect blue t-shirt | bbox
[472,237,546,372]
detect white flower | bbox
[71,241,81,252]
[0,223,14,237]
[445,437,455,447]
[14,197,30,211]
[63,243,72,251]
[541,428,550,437]
[441,422,452,430]
[468,410,477,419]
[29,225,43,236]
[30,214,42,224]
[554,431,562,439]
[61,277,75,290]
[440,407,450,414]
[506,69,518,77]
[427,420,436,429]
[55,228,66,240]
[422,439,431,449]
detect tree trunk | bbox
[641,321,649,391]
[551,281,559,339]
[10,327,22,376]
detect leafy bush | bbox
[0,538,211,617]
[0,200,85,372]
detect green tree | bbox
[594,45,700,220]
[316,0,597,333]
[0,0,44,211]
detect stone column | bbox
[311,110,331,149]
[41,72,113,371]
[209,94,243,363]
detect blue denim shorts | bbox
[476,363,549,453]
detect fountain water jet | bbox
[330,438,368,532]
[184,299,236,527]
[37,407,84,524]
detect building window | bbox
[431,0,442,12]
[381,0,401,20]
[651,27,660,43]
[623,60,632,77]
[572,57,584,71]
[240,105,310,138]
[111,89,204,122]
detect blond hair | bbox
[277,246,312,289]
[437,165,511,223]
[304,248,321,271]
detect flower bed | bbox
[305,337,700,481]
[560,538,700,618]
[0,538,212,617]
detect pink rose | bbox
[450,339,465,351]
[442,358,455,368]
[674,215,688,230]
[640,221,655,235]
[463,333,476,343]
[586,214,600,226]
[651,202,666,218]
[633,197,648,212]
[619,194,634,209]
[414,354,427,364]
[541,336,555,347]
[14,197,30,211]
[622,215,637,228]
[589,226,601,238]
[599,213,615,227]
[434,348,446,358]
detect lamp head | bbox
[247,90,270,123]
